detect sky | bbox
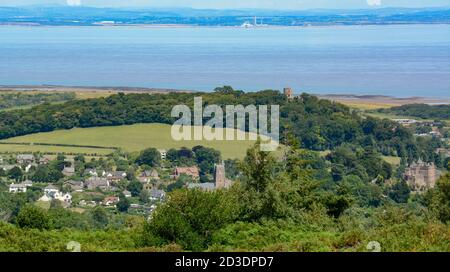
[1,0,449,9]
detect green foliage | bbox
[31,164,63,183]
[427,173,450,223]
[16,205,51,230]
[141,189,239,250]
[135,148,161,167]
[388,181,411,204]
[378,104,450,120]
[0,92,75,110]
[90,206,109,229]
[127,180,143,197]
[7,166,23,181]
[117,197,131,213]
[0,90,418,162]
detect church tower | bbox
[214,163,226,189]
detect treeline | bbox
[0,92,75,110]
[0,87,419,159]
[377,104,450,120]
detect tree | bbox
[140,189,239,250]
[388,181,411,203]
[136,148,161,167]
[127,180,143,197]
[8,166,23,181]
[117,197,130,213]
[16,205,51,230]
[428,173,450,223]
[32,165,63,183]
[90,206,109,228]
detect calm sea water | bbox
[0,25,449,98]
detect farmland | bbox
[0,123,263,159]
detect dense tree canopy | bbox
[0,89,419,161]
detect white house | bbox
[9,183,27,193]
[44,184,59,195]
[39,185,72,205]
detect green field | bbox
[0,143,115,155]
[0,123,266,159]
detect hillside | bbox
[0,123,258,159]
[0,89,420,159]
[377,104,450,120]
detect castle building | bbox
[404,160,439,191]
[283,87,294,100]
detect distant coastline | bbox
[1,6,449,27]
[1,23,449,28]
[1,85,449,106]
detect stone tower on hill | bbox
[283,87,294,100]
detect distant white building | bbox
[9,183,27,193]
[393,119,417,126]
[39,185,72,205]
[17,154,34,164]
[9,180,33,193]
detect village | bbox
[0,147,234,217]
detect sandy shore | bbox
[0,85,194,94]
[316,94,450,109]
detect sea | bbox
[0,24,449,98]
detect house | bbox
[85,177,110,191]
[149,189,166,201]
[64,180,84,192]
[9,183,28,193]
[39,157,50,165]
[55,192,72,204]
[39,185,72,205]
[158,149,167,160]
[62,166,75,177]
[138,169,159,184]
[103,196,120,206]
[39,192,72,204]
[105,171,127,182]
[17,154,34,164]
[84,168,101,177]
[122,190,132,198]
[173,166,200,180]
[44,184,60,195]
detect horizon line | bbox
[1,5,450,11]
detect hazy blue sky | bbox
[2,0,450,9]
